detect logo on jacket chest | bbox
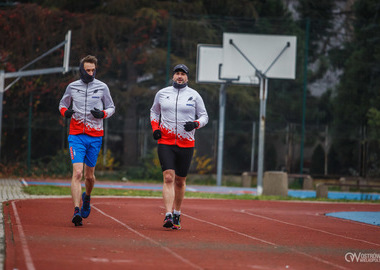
[91,89,100,98]
[186,96,195,107]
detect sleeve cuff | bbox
[60,108,67,117]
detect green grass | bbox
[23,186,162,197]
[24,185,254,199]
[22,185,380,203]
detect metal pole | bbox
[250,121,256,172]
[5,67,66,79]
[103,119,108,167]
[300,18,310,175]
[27,92,33,173]
[263,42,291,75]
[0,71,4,161]
[216,83,227,186]
[165,13,172,86]
[63,30,72,73]
[324,125,328,175]
[257,78,268,195]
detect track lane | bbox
[3,198,380,270]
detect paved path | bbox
[0,178,34,270]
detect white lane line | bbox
[235,209,380,247]
[92,205,203,270]
[87,257,133,263]
[185,213,276,246]
[20,178,28,187]
[183,213,349,270]
[11,201,36,270]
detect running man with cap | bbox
[150,64,208,229]
[59,55,115,226]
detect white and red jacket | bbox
[59,78,115,137]
[150,85,208,148]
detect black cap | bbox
[173,64,189,75]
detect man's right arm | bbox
[150,91,161,140]
[150,92,161,131]
[59,85,72,117]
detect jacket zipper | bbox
[83,84,88,134]
[175,88,180,145]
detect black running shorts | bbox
[157,144,194,177]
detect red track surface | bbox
[3,197,380,270]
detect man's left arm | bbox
[102,85,115,119]
[194,93,208,129]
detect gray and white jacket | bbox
[59,78,115,137]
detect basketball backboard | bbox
[63,30,72,73]
[221,33,297,80]
[196,44,259,85]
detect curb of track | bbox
[0,178,34,270]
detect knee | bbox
[85,174,95,184]
[175,177,186,188]
[72,169,83,181]
[163,173,175,184]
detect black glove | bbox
[91,108,105,119]
[184,121,199,131]
[64,109,75,118]
[153,129,162,140]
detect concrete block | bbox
[262,171,288,197]
[316,183,328,198]
[339,177,349,192]
[241,172,251,187]
[303,176,313,190]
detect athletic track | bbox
[3,197,380,269]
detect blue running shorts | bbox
[68,134,103,167]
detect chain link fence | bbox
[1,11,379,180]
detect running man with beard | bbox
[150,64,208,230]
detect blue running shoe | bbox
[81,192,91,218]
[72,207,82,226]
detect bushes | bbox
[33,149,73,177]
[125,148,162,181]
[0,148,120,179]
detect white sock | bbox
[173,209,181,216]
[166,212,172,217]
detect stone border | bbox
[0,178,34,270]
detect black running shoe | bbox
[172,214,181,230]
[72,207,83,226]
[163,214,173,228]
